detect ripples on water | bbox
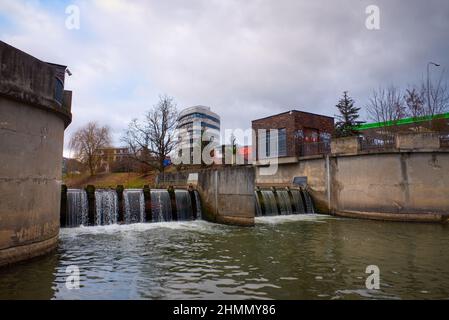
[1,215,449,300]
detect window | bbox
[265,130,270,157]
[54,78,64,105]
[278,128,287,157]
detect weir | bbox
[95,190,118,226]
[62,188,202,228]
[124,189,145,224]
[193,190,202,220]
[151,189,173,222]
[66,189,88,227]
[255,188,315,216]
[175,190,194,221]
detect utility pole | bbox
[427,62,440,115]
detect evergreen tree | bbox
[334,91,361,137]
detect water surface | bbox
[1,215,448,300]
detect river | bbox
[0,215,448,299]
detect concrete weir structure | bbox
[0,41,72,267]
[157,166,256,226]
[256,134,449,223]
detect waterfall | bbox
[302,189,315,214]
[150,189,172,222]
[260,190,279,216]
[276,190,293,215]
[95,190,118,225]
[255,188,315,216]
[62,187,204,227]
[255,191,263,217]
[66,189,88,227]
[193,190,202,219]
[124,189,145,224]
[175,190,194,221]
[290,189,306,214]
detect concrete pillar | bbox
[86,185,96,226]
[167,186,178,221]
[143,185,152,222]
[0,41,72,267]
[188,187,198,220]
[116,185,125,223]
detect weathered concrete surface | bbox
[158,166,255,226]
[331,136,360,155]
[0,41,71,127]
[255,150,449,222]
[330,152,449,216]
[0,98,65,266]
[0,41,71,267]
[396,132,440,150]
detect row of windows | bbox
[178,112,221,125]
[178,121,220,131]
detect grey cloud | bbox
[1,0,448,150]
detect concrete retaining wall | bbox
[255,150,449,222]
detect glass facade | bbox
[178,113,221,125]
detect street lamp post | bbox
[427,62,440,114]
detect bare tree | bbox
[69,122,111,176]
[366,86,406,130]
[404,87,426,119]
[122,95,178,173]
[423,69,449,116]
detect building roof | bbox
[355,112,449,131]
[178,105,220,119]
[252,109,334,122]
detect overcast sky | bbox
[1,0,448,155]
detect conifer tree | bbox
[335,91,361,137]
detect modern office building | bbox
[176,106,221,164]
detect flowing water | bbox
[150,190,173,222]
[66,189,88,227]
[1,216,448,300]
[175,190,194,221]
[65,189,199,227]
[256,189,314,216]
[124,189,145,224]
[95,190,118,226]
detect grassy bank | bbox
[63,172,157,189]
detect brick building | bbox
[96,147,131,173]
[252,110,334,161]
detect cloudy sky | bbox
[0,0,448,155]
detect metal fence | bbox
[358,134,396,152]
[439,132,449,148]
[298,141,331,157]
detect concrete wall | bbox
[329,152,449,213]
[158,166,255,226]
[0,41,71,267]
[255,149,449,222]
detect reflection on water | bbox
[1,215,449,300]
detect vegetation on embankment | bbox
[63,172,158,189]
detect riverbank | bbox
[63,172,158,189]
